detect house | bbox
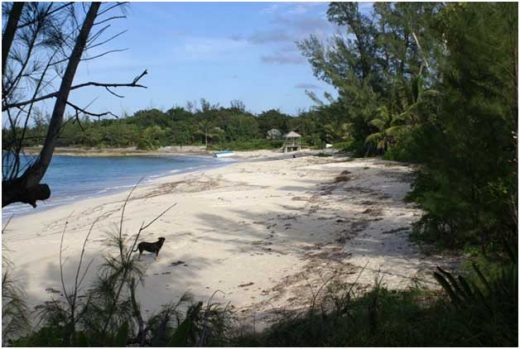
[266,128,282,140]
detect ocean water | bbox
[2,154,233,219]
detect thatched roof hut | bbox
[284,131,301,139]
[282,131,302,153]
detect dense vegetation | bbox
[235,258,517,347]
[299,2,517,253]
[3,101,336,151]
[2,2,517,346]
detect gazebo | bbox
[282,131,302,153]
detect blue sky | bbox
[70,2,344,117]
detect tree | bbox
[300,2,517,250]
[229,99,246,113]
[410,2,517,249]
[257,109,290,137]
[299,2,441,155]
[2,2,147,208]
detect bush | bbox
[232,255,518,347]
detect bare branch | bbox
[97,2,128,17]
[141,203,177,231]
[86,23,111,45]
[66,100,118,119]
[93,15,126,27]
[105,86,124,98]
[81,48,128,61]
[87,29,127,50]
[3,69,148,111]
[72,109,85,131]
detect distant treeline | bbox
[4,100,348,151]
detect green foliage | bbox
[409,3,517,250]
[233,257,517,347]
[299,2,517,251]
[256,109,290,136]
[11,103,316,152]
[2,270,31,345]
[210,139,283,151]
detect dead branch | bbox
[3,69,148,111]
[67,100,118,119]
[81,48,129,61]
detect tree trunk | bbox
[2,2,101,208]
[2,2,24,77]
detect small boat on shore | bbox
[213,150,234,158]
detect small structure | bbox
[282,131,302,153]
[266,128,282,140]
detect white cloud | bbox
[182,37,248,59]
[261,51,305,65]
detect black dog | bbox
[133,237,165,259]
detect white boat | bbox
[213,150,234,158]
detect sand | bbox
[2,150,459,327]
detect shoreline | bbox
[23,146,331,159]
[3,151,459,328]
[3,149,325,220]
[2,153,237,220]
[23,145,211,157]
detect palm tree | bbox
[366,73,438,152]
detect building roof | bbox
[285,131,301,138]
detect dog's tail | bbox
[132,247,139,252]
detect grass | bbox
[232,261,517,347]
[8,252,515,346]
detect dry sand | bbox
[2,150,459,327]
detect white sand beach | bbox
[2,151,459,326]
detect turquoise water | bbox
[2,155,233,218]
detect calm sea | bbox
[2,154,233,219]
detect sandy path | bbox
[2,152,458,326]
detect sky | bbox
[68,2,347,117]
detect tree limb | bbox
[66,100,119,119]
[2,3,25,76]
[3,69,148,111]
